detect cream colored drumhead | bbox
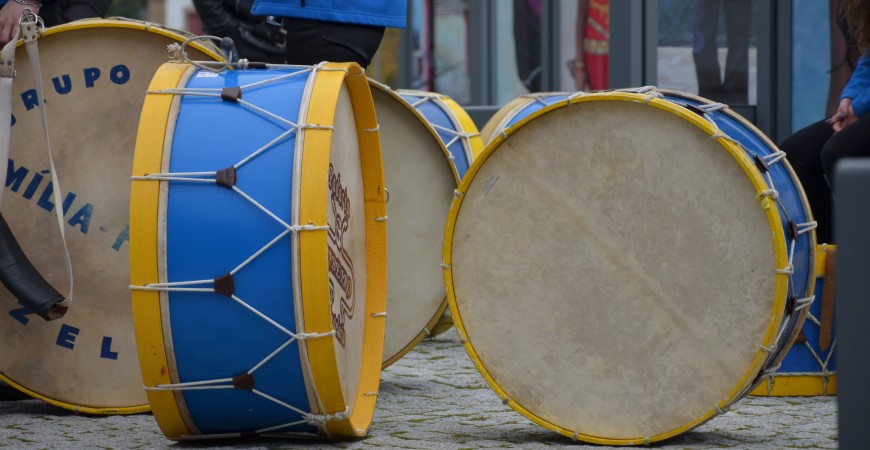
[448,96,783,442]
[0,21,217,412]
[327,83,368,412]
[371,87,455,366]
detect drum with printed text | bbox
[370,82,482,367]
[130,61,386,439]
[444,90,802,444]
[0,19,220,414]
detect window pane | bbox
[558,0,611,91]
[657,0,757,106]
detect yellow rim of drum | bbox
[369,82,482,368]
[131,62,386,437]
[443,92,789,445]
[750,244,836,397]
[0,18,220,416]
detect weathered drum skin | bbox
[370,83,482,367]
[445,91,792,445]
[0,19,220,414]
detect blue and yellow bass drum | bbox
[0,19,220,414]
[752,244,837,396]
[445,90,797,445]
[130,61,386,439]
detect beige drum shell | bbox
[0,21,218,413]
[370,86,455,367]
[448,96,784,442]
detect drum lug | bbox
[752,154,770,173]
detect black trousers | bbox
[782,116,870,243]
[282,18,385,68]
[40,0,110,27]
[692,0,750,104]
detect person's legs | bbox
[692,0,723,98]
[821,115,870,191]
[722,0,750,104]
[782,120,836,243]
[282,18,385,68]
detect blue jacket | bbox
[251,0,406,29]
[841,53,870,117]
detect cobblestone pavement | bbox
[0,330,837,449]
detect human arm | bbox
[827,51,870,131]
[0,0,40,46]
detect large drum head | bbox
[445,93,788,444]
[0,20,219,413]
[371,86,456,367]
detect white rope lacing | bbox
[688,100,823,367]
[403,93,480,165]
[130,63,346,434]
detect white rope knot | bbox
[364,124,381,133]
[701,102,728,113]
[298,123,334,131]
[567,91,586,104]
[371,312,387,318]
[304,407,350,426]
[374,215,388,222]
[167,42,184,61]
[757,188,779,201]
[441,263,451,269]
[644,91,664,105]
[761,343,777,353]
[776,264,795,275]
[795,295,815,310]
[453,190,463,198]
[295,331,336,341]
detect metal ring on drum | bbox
[369,82,482,367]
[445,91,792,445]
[130,61,387,439]
[0,19,221,415]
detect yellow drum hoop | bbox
[131,62,386,437]
[443,91,789,445]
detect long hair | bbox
[846,0,870,49]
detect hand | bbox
[574,65,590,91]
[826,98,858,133]
[0,1,39,47]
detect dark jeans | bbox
[692,0,750,104]
[782,116,870,243]
[282,18,385,68]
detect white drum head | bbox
[371,88,455,366]
[448,95,785,442]
[0,21,217,413]
[327,83,368,412]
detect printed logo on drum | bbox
[327,163,354,348]
[5,158,129,251]
[10,65,131,126]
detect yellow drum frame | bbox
[130,62,386,437]
[443,91,789,445]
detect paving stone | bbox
[0,329,837,449]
